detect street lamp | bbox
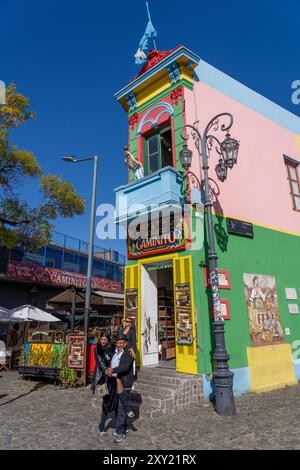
[61,155,99,339]
[179,113,239,417]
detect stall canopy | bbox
[10,305,61,322]
[0,306,28,323]
[47,288,124,309]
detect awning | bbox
[94,291,124,306]
[47,288,124,308]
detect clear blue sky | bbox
[1,0,299,255]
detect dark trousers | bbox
[116,391,129,435]
[99,409,117,432]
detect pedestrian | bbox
[119,317,137,418]
[91,332,117,436]
[119,317,137,360]
[106,333,134,443]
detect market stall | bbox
[47,287,124,379]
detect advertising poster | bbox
[243,274,284,346]
[175,283,193,345]
[125,288,138,331]
[67,334,86,370]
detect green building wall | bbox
[191,213,300,375]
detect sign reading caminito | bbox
[6,260,121,292]
[127,214,188,259]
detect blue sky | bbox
[1,0,299,255]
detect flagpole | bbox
[146,1,157,50]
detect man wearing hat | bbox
[106,332,134,443]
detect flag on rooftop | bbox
[134,2,157,65]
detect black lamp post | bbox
[179,113,239,417]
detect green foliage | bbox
[52,344,68,369]
[40,175,85,218]
[0,84,85,250]
[0,83,35,130]
[59,367,78,388]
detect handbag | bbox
[98,379,109,397]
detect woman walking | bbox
[91,332,117,436]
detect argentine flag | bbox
[134,20,157,65]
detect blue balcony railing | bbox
[114,166,185,222]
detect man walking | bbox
[107,333,134,443]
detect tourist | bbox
[106,333,134,443]
[91,332,117,436]
[119,317,137,419]
[119,318,137,360]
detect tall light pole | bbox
[179,114,239,416]
[61,155,99,338]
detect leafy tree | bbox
[0,83,85,250]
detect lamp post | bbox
[179,114,239,416]
[61,155,99,338]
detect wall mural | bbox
[243,273,284,347]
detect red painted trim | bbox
[138,135,143,166]
[204,267,231,290]
[140,117,171,138]
[171,117,176,168]
[127,126,131,185]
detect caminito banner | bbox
[6,260,121,293]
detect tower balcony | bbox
[114,166,185,223]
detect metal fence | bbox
[1,231,125,284]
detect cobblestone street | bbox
[1,371,300,450]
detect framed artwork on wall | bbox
[204,267,231,290]
[211,299,231,320]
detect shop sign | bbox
[175,283,193,345]
[127,214,189,259]
[67,334,86,370]
[227,218,254,238]
[6,260,121,293]
[125,288,138,331]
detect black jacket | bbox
[112,347,134,390]
[118,326,137,352]
[91,343,114,394]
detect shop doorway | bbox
[141,260,176,368]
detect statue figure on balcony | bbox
[124,146,144,181]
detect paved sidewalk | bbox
[0,371,300,450]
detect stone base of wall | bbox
[129,366,203,418]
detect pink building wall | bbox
[184,82,300,236]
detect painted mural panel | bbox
[125,288,138,331]
[243,274,284,347]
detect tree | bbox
[0,84,85,250]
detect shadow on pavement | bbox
[0,380,48,407]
